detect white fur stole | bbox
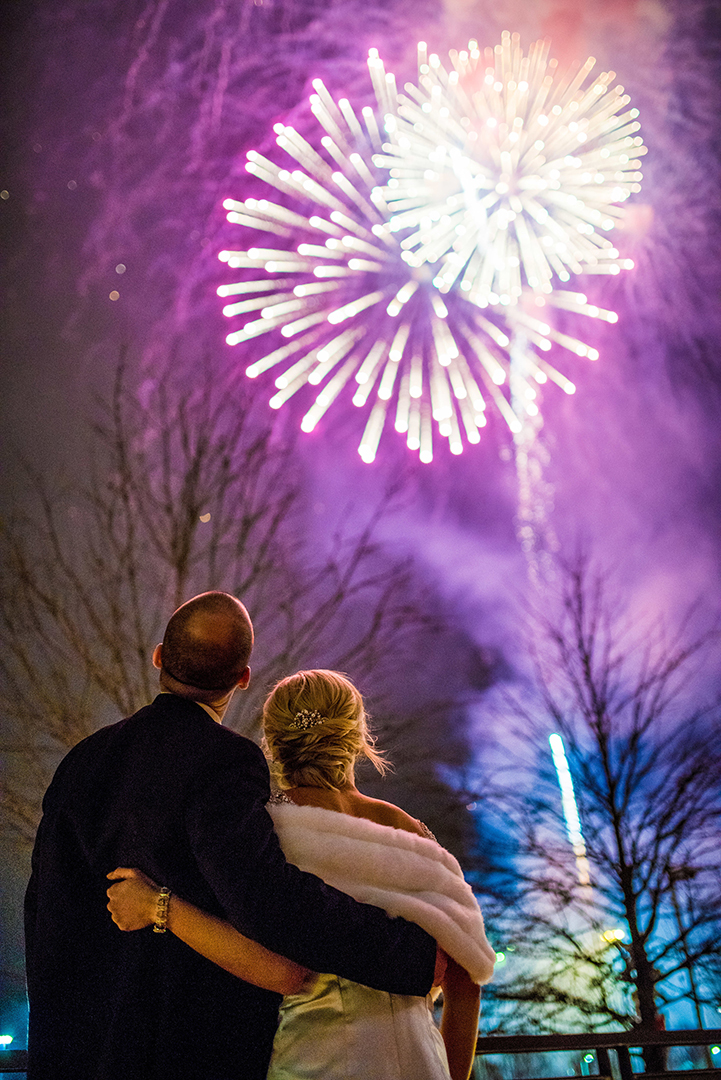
[268,802,496,985]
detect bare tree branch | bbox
[478,556,721,1061]
[0,355,442,838]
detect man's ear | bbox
[152,644,163,670]
[236,666,251,691]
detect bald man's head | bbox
[159,592,253,699]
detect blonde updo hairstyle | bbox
[262,669,390,791]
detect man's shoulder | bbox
[50,696,262,782]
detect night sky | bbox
[2,0,721,1047]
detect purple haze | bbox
[1,0,721,1040]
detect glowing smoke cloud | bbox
[219,33,644,463]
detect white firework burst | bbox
[372,32,644,302]
[219,82,490,463]
[219,36,643,463]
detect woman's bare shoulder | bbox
[352,793,428,837]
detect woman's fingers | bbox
[107,867,140,882]
[107,867,158,888]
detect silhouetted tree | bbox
[0,358,440,843]
[481,557,721,1070]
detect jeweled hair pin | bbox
[289,709,326,730]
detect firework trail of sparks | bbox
[219,32,645,463]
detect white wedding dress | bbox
[265,800,496,1080]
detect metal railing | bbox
[2,1027,719,1075]
[473,1028,721,1079]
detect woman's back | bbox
[266,785,452,1080]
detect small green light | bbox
[584,1054,594,1063]
[0,1036,13,1047]
[710,1046,720,1055]
[495,951,506,963]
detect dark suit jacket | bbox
[25,694,436,1079]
